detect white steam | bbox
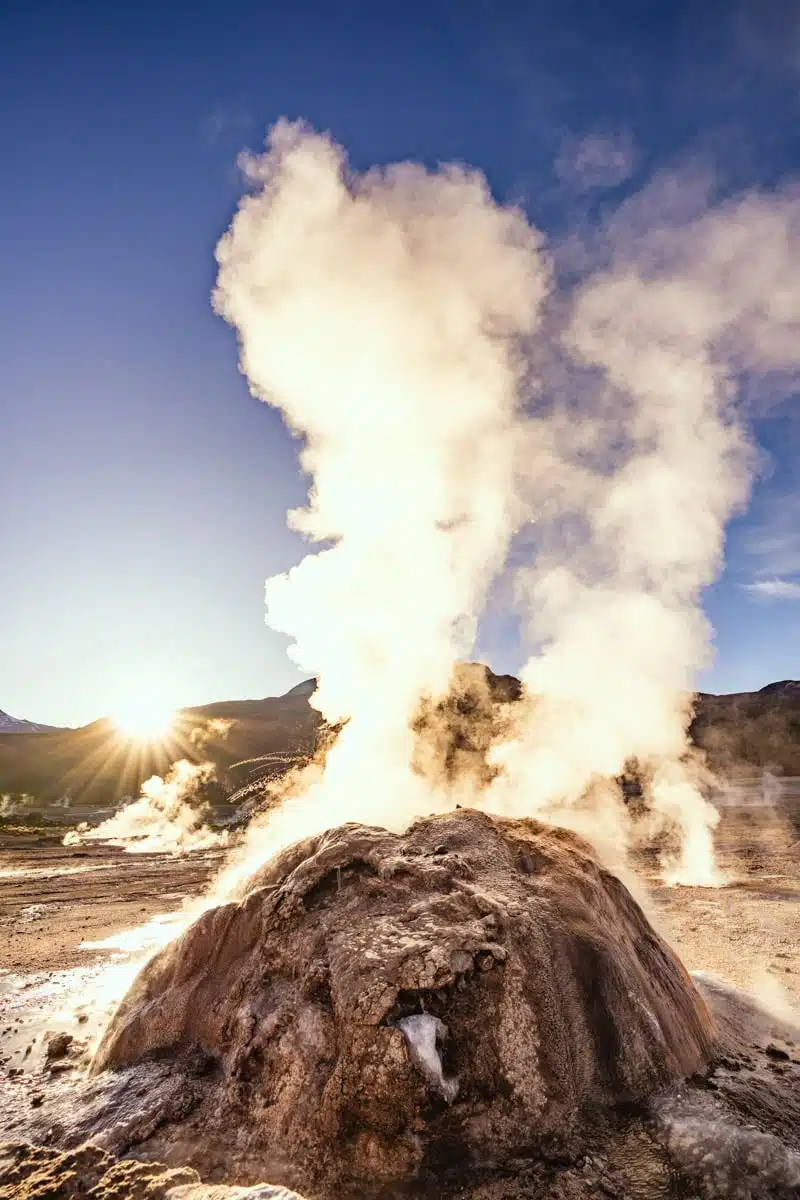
[189,716,234,751]
[0,792,36,820]
[63,760,228,855]
[487,179,800,884]
[213,119,549,855]
[212,123,800,887]
[0,793,19,819]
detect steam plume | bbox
[212,123,800,890]
[63,760,227,855]
[189,716,234,751]
[0,793,34,820]
[0,794,18,818]
[487,177,800,884]
[213,120,549,853]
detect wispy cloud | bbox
[201,106,252,149]
[752,531,800,577]
[744,490,800,577]
[555,132,635,192]
[742,577,800,600]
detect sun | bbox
[111,697,176,742]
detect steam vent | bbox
[94,810,715,1193]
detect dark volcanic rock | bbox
[94,810,714,1194]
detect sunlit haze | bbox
[110,698,176,743]
[1,2,799,730]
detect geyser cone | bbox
[94,810,714,1192]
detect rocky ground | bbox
[642,801,800,1014]
[0,833,223,975]
[0,1142,303,1199]
[0,795,797,1199]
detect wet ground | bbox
[0,833,223,974]
[0,834,224,1074]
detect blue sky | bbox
[1,0,798,725]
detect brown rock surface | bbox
[0,1141,199,1199]
[94,810,714,1193]
[0,1141,303,1198]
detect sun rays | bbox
[110,697,176,743]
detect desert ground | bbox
[646,797,799,1014]
[0,787,797,1198]
[0,836,225,1077]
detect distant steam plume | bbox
[0,793,35,820]
[213,119,549,856]
[63,760,227,855]
[0,794,19,819]
[189,716,234,751]
[213,123,800,888]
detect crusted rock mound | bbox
[94,810,714,1193]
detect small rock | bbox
[717,1056,741,1072]
[30,1093,44,1108]
[765,1044,790,1061]
[450,949,473,973]
[46,1032,73,1061]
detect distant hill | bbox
[0,674,797,808]
[0,709,59,735]
[691,680,800,775]
[0,686,321,807]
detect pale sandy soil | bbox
[0,834,226,1074]
[0,833,223,975]
[647,804,799,1013]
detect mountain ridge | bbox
[0,674,797,807]
[0,709,59,735]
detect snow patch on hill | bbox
[0,709,57,734]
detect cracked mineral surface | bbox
[92,809,717,1193]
